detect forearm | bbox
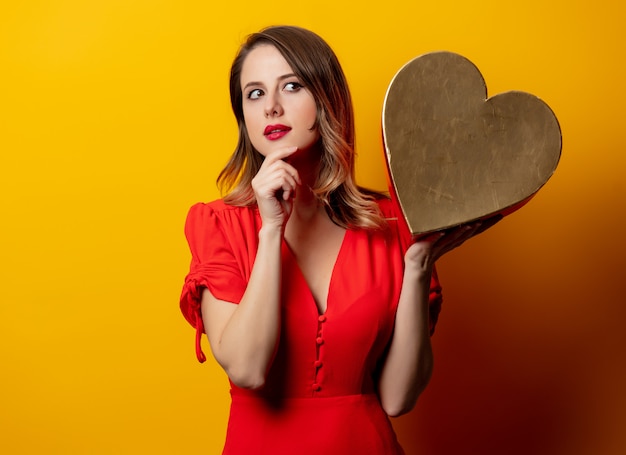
[378,267,434,417]
[207,225,283,389]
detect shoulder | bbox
[370,195,412,249]
[374,196,396,218]
[351,188,400,221]
[186,199,243,217]
[184,199,259,243]
[370,195,405,227]
[186,199,257,225]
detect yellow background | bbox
[1,1,625,454]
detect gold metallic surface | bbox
[382,52,562,235]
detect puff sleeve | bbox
[179,202,248,362]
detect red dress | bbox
[180,198,442,455]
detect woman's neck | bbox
[288,145,323,214]
[291,182,321,221]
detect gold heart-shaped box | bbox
[382,51,562,235]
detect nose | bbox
[264,92,283,118]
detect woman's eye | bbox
[284,82,303,92]
[247,89,263,100]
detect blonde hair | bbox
[218,25,387,230]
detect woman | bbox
[180,25,485,454]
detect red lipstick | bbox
[264,124,291,141]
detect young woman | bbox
[180,25,485,455]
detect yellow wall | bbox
[1,1,624,453]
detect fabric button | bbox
[312,383,321,391]
[314,360,323,368]
[316,337,324,345]
[318,315,327,323]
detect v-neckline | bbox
[282,229,350,316]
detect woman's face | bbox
[240,44,320,159]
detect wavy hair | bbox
[218,25,386,230]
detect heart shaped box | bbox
[382,51,562,235]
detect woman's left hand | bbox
[404,215,502,274]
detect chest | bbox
[280,228,405,328]
[283,221,346,314]
[267,229,406,396]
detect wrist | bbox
[403,263,433,283]
[258,223,284,241]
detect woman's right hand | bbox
[251,146,301,229]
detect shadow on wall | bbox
[393,317,585,455]
[391,206,626,455]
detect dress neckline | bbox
[281,228,350,316]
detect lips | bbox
[264,124,291,140]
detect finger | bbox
[435,224,471,243]
[413,230,446,244]
[430,224,475,254]
[474,214,503,235]
[263,146,299,164]
[254,165,299,197]
[280,180,297,201]
[448,219,491,246]
[263,158,301,186]
[271,169,298,196]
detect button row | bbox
[312,314,327,393]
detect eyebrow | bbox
[242,73,298,90]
